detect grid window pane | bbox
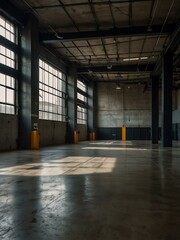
[0,74,16,114]
[39,59,66,121]
[0,15,17,115]
[0,16,16,70]
[0,86,5,102]
[77,80,87,124]
[77,105,87,125]
[77,80,86,92]
[0,16,16,43]
[77,92,87,102]
[7,88,14,104]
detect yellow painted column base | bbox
[74,131,79,143]
[92,132,96,140]
[89,132,96,141]
[122,127,126,141]
[31,130,40,150]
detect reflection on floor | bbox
[0,140,180,240]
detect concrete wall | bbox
[177,89,180,109]
[39,120,66,147]
[96,83,151,128]
[173,89,180,124]
[173,109,180,124]
[0,114,18,151]
[77,124,87,141]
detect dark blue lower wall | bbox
[96,127,151,140]
[96,128,122,140]
[96,126,180,141]
[173,124,180,141]
[126,128,151,140]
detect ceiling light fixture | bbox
[107,64,112,70]
[88,69,93,74]
[140,56,148,60]
[123,56,148,61]
[147,26,152,32]
[55,33,63,40]
[123,57,139,61]
[116,82,121,90]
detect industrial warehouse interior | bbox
[0,0,180,239]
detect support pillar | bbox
[18,14,39,149]
[66,64,77,143]
[87,82,95,137]
[152,76,159,144]
[162,52,173,147]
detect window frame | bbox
[39,59,66,122]
[0,15,18,115]
[77,80,87,125]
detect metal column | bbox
[66,63,77,143]
[87,82,95,136]
[152,76,159,144]
[18,14,39,149]
[162,52,173,147]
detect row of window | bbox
[77,80,87,124]
[0,15,88,124]
[0,15,17,114]
[0,74,16,114]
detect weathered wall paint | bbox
[0,114,18,151]
[39,120,66,147]
[96,83,151,128]
[77,124,87,141]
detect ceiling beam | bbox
[93,78,150,83]
[33,0,151,10]
[77,64,155,73]
[40,24,174,43]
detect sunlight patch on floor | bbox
[82,147,148,150]
[0,157,117,176]
[89,141,133,145]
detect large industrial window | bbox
[39,59,66,121]
[0,15,17,114]
[77,80,87,124]
[0,16,16,43]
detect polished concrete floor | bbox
[0,140,180,240]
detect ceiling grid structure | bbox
[8,0,180,86]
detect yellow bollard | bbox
[89,132,93,140]
[31,130,40,150]
[92,132,96,140]
[122,126,126,141]
[74,131,78,143]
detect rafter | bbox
[40,24,174,43]
[92,78,150,83]
[33,0,151,10]
[77,64,155,73]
